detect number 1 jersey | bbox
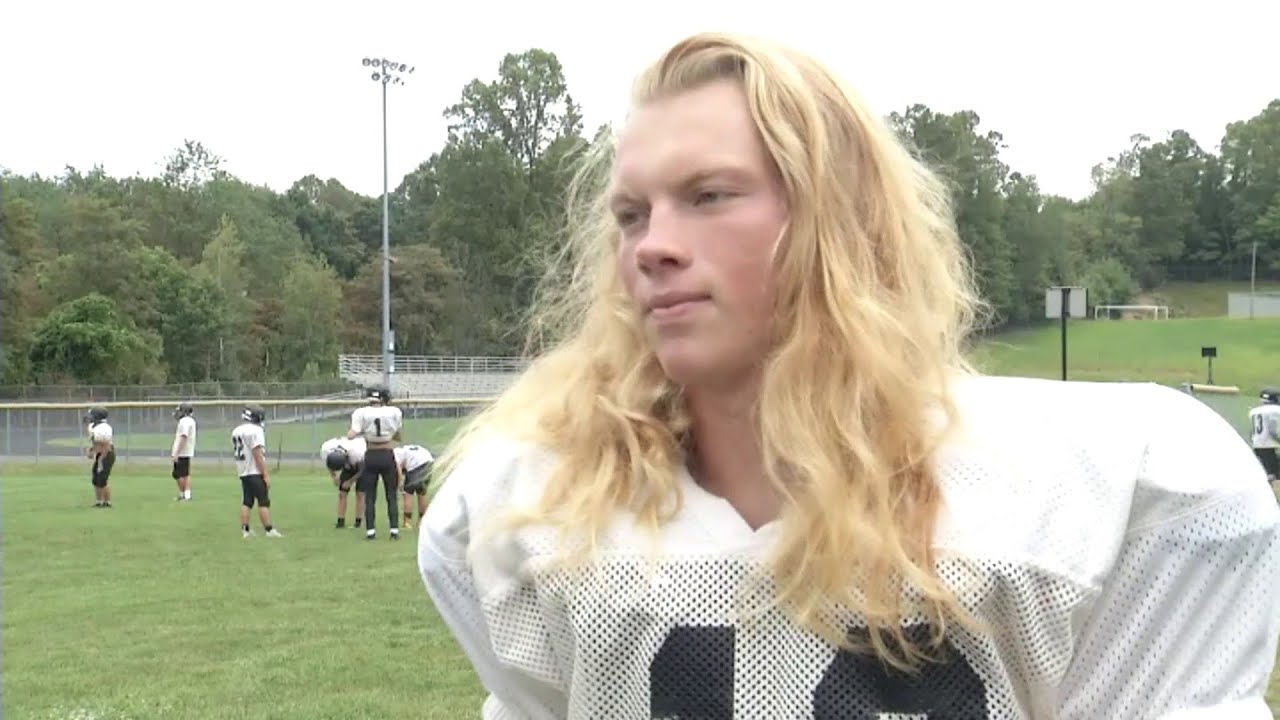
[419,376,1280,719]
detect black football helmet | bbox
[325,449,349,472]
[1262,388,1280,405]
[174,401,194,420]
[364,385,392,405]
[84,406,108,425]
[242,404,266,424]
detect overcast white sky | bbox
[3,0,1278,202]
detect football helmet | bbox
[325,449,350,472]
[1261,388,1280,405]
[242,404,267,424]
[364,385,392,405]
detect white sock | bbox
[390,528,399,536]
[184,490,191,499]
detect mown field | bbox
[6,302,1280,718]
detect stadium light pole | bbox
[362,56,414,392]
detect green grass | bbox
[972,317,1280,397]
[1147,280,1280,318]
[9,306,1280,717]
[45,417,464,455]
[2,462,487,720]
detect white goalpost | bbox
[1093,304,1170,320]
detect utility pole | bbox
[362,56,414,391]
[1250,241,1259,320]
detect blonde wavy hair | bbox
[438,32,987,670]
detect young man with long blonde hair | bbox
[419,33,1280,719]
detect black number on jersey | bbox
[375,418,382,437]
[649,624,989,719]
[232,435,246,461]
[1256,415,1266,436]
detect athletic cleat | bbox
[366,531,376,541]
[243,529,254,538]
[265,529,283,538]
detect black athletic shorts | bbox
[91,450,116,488]
[1257,448,1280,478]
[337,466,360,491]
[403,463,431,495]
[172,456,191,479]
[240,474,271,508]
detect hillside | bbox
[1143,281,1280,318]
[972,317,1280,394]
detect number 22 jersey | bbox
[418,377,1280,719]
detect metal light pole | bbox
[362,56,414,392]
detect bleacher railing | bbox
[337,355,528,375]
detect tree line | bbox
[2,48,1279,386]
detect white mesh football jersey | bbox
[322,437,367,467]
[1249,405,1280,449]
[89,422,113,445]
[351,405,403,442]
[397,444,435,472]
[231,422,266,478]
[419,377,1280,720]
[173,416,197,457]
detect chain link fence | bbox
[0,398,490,469]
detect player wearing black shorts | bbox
[322,436,367,528]
[85,406,115,508]
[232,405,282,538]
[170,401,197,501]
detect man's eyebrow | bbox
[609,165,757,207]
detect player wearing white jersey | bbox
[419,33,1280,719]
[322,436,367,528]
[394,443,434,529]
[170,401,197,501]
[1249,388,1280,481]
[84,406,115,508]
[347,384,404,540]
[232,405,281,539]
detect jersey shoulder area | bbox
[232,422,265,442]
[947,374,1264,497]
[941,375,1272,567]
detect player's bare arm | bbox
[254,446,268,487]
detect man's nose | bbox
[633,207,692,273]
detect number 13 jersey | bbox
[418,377,1280,719]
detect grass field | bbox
[8,309,1280,717]
[2,460,488,720]
[971,316,1280,400]
[1146,280,1280,318]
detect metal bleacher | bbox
[337,354,526,400]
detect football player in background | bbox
[232,404,281,538]
[347,385,403,540]
[322,435,367,529]
[85,406,115,508]
[418,33,1280,719]
[394,442,433,530]
[1250,388,1280,482]
[170,401,197,501]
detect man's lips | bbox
[646,291,710,319]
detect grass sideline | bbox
[972,316,1280,398]
[2,462,487,720]
[6,470,1280,716]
